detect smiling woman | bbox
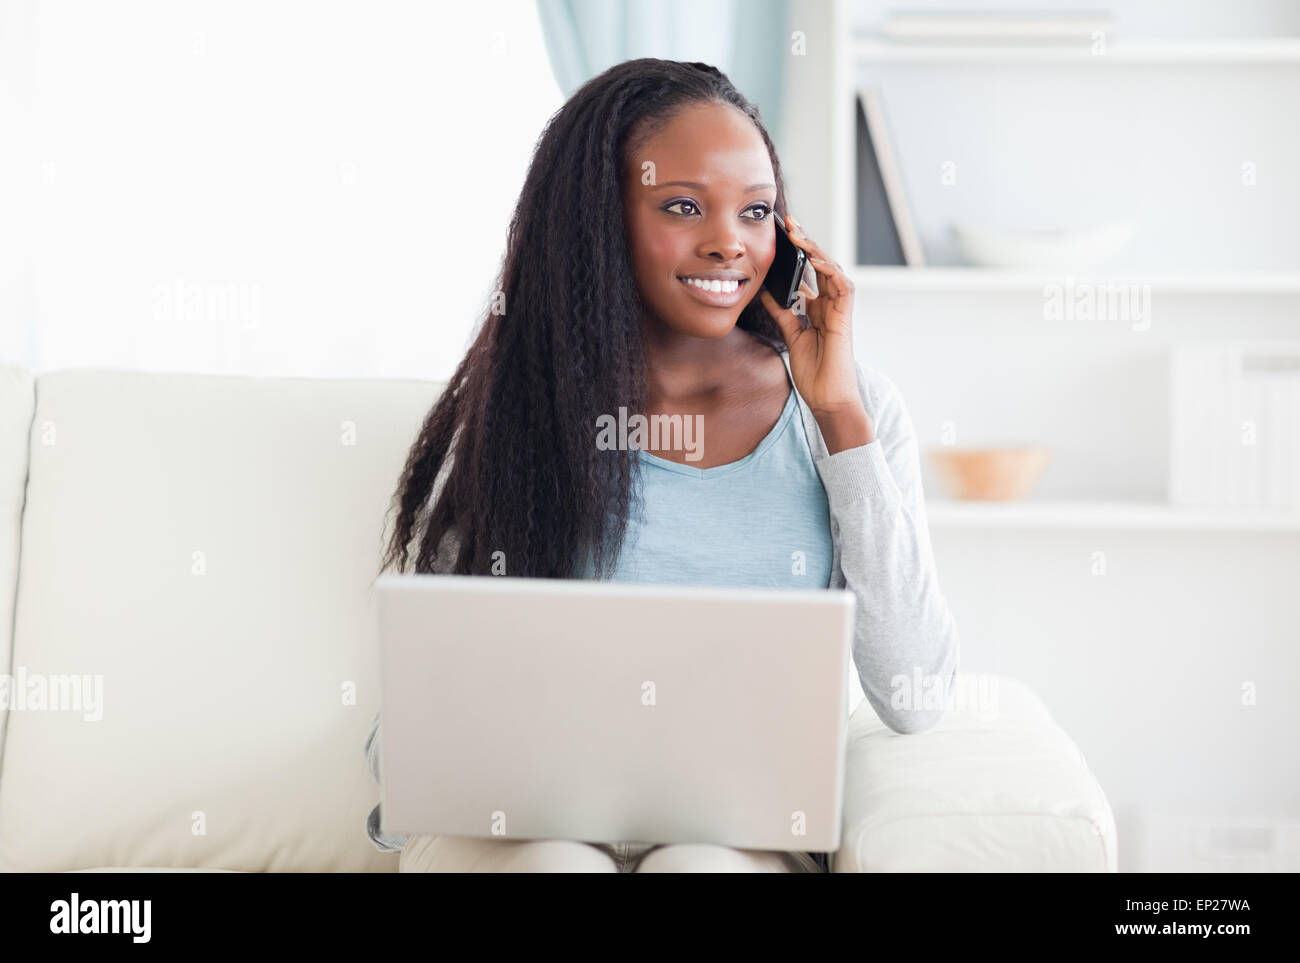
[369,58,962,874]
[379,59,796,582]
[623,106,778,329]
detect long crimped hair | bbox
[378,58,791,581]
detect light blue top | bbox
[593,361,833,589]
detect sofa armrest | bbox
[832,673,1117,872]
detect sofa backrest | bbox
[0,364,444,871]
[0,367,36,784]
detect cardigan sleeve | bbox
[812,363,961,735]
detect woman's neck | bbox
[641,321,771,409]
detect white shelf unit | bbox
[777,1,1300,533]
[926,499,1300,532]
[851,267,1300,295]
[808,6,1300,875]
[851,36,1300,65]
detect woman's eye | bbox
[663,200,772,220]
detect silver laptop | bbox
[374,573,855,853]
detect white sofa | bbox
[0,363,1117,872]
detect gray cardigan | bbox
[365,349,962,854]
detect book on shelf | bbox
[855,87,925,267]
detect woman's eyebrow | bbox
[648,180,775,192]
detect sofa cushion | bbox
[836,673,1116,872]
[0,367,444,871]
[66,867,241,872]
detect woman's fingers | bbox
[817,257,853,296]
[786,215,833,263]
[807,256,854,332]
[759,287,803,346]
[779,215,854,336]
[809,257,840,299]
[785,215,845,308]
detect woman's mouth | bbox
[676,275,749,307]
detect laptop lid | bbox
[375,573,854,852]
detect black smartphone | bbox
[762,212,811,310]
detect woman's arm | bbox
[814,363,961,735]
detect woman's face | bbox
[622,100,778,340]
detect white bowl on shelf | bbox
[951,217,1138,270]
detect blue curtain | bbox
[535,0,789,145]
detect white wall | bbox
[0,0,563,381]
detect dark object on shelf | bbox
[855,89,924,266]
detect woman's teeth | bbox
[679,277,742,293]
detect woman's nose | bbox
[698,222,744,261]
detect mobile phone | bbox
[762,212,811,310]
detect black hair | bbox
[378,58,790,581]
